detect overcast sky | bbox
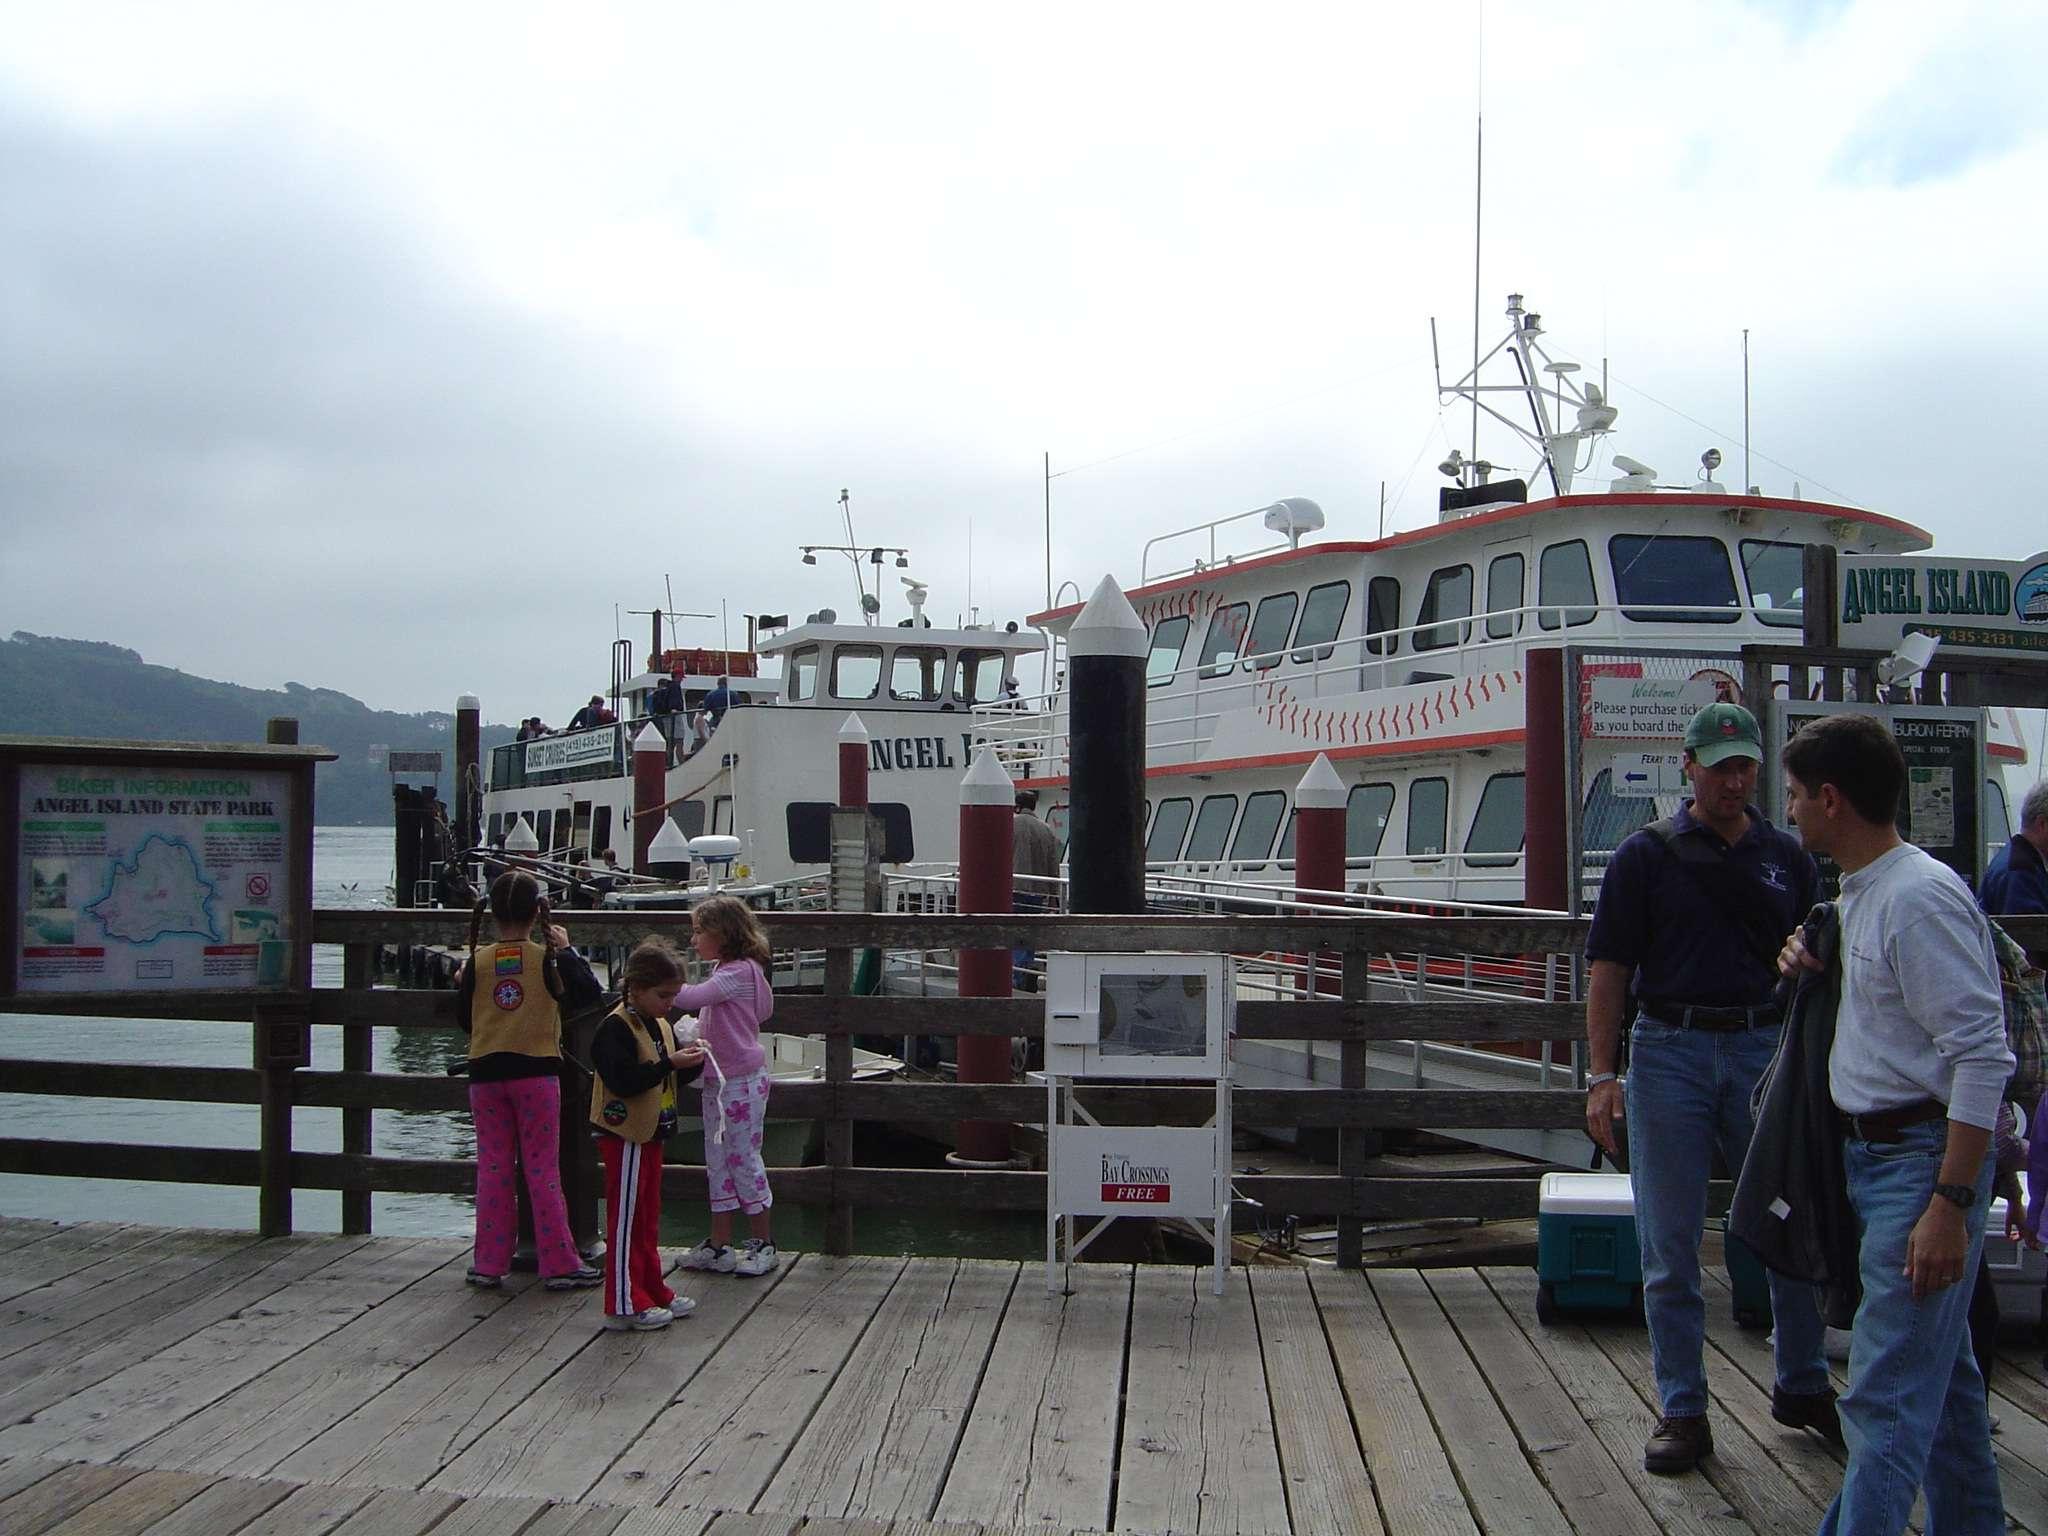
[3,0,2044,724]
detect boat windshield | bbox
[1609,534,1741,624]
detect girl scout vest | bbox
[589,1005,679,1143]
[467,941,561,1060]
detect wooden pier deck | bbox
[5,1221,2048,1536]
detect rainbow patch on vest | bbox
[601,1098,628,1125]
[494,946,524,976]
[493,979,525,1011]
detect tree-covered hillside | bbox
[0,632,514,825]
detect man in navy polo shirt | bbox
[1583,700,1837,1473]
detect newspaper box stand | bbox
[1044,951,1234,1296]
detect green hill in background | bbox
[0,632,515,826]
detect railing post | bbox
[825,802,880,1256]
[254,997,309,1237]
[340,942,374,1234]
[1336,947,1372,1269]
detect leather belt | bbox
[1837,1099,1947,1144]
[1639,999,1779,1032]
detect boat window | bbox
[592,805,613,861]
[1197,603,1250,678]
[1147,797,1194,862]
[670,800,706,839]
[1366,577,1401,655]
[1347,783,1395,860]
[1986,778,2012,848]
[1276,810,1297,863]
[830,645,883,700]
[1292,581,1350,663]
[789,646,821,702]
[1485,553,1525,640]
[1406,777,1449,856]
[1147,616,1191,687]
[1464,772,1526,867]
[487,813,503,847]
[534,810,553,850]
[1581,768,1652,851]
[1415,565,1473,651]
[953,648,1008,704]
[1609,535,1742,624]
[1186,794,1239,861]
[890,646,948,702]
[1537,541,1598,629]
[1242,592,1299,672]
[1231,790,1288,861]
[1740,539,1805,629]
[711,796,733,835]
[1049,801,1069,856]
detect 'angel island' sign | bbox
[1838,551,2048,657]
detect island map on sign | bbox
[84,835,222,944]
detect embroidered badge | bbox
[602,1098,628,1125]
[493,979,524,1010]
[1759,861,1788,892]
[494,946,524,976]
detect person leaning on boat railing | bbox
[1582,701,1841,1474]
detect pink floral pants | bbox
[469,1075,581,1279]
[703,1069,773,1214]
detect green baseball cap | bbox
[1684,701,1762,766]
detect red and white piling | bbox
[951,746,1015,1165]
[1293,753,1346,995]
[838,713,870,809]
[631,722,667,873]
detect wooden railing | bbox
[5,910,2043,1266]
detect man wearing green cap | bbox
[1584,699,1836,1472]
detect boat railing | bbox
[1140,504,1303,584]
[978,597,1799,775]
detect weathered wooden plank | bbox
[1305,1268,1473,1535]
[222,1479,376,1536]
[99,1472,297,1536]
[0,1237,445,1464]
[522,1502,631,1536]
[0,1223,156,1306]
[412,1491,551,1536]
[1420,1268,1658,1536]
[0,1060,259,1103]
[0,1234,378,1428]
[0,1457,62,1506]
[1116,1265,1286,1536]
[0,1461,142,1536]
[1481,1267,1760,1536]
[699,1513,802,1536]
[272,1271,606,1488]
[428,1252,791,1502]
[760,1259,1018,1520]
[0,1228,260,1362]
[934,1263,1129,1531]
[1365,1269,1576,1536]
[607,1507,721,1536]
[1583,1295,1828,1535]
[34,1466,215,1535]
[324,1487,464,1534]
[587,1255,905,1508]
[0,1138,259,1187]
[1245,1266,1384,1536]
[134,1246,517,1478]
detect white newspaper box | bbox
[1044,953,1234,1296]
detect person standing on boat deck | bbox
[569,695,607,732]
[1583,701,1836,1474]
[1780,713,2011,1536]
[1012,788,1060,992]
[701,677,733,733]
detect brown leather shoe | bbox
[1644,1414,1713,1474]
[1771,1386,1845,1448]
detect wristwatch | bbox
[1586,1072,1618,1088]
[1933,1183,1977,1210]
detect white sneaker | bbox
[678,1242,737,1273]
[603,1306,674,1331]
[734,1239,780,1277]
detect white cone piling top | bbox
[633,722,667,753]
[456,693,480,712]
[503,815,540,853]
[838,712,870,743]
[1068,574,1148,660]
[960,746,1016,806]
[1294,752,1346,810]
[648,818,692,861]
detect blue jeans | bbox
[1819,1121,2001,1536]
[1626,1016,1830,1417]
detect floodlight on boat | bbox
[1260,497,1326,549]
[801,549,817,565]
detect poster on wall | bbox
[13,763,296,992]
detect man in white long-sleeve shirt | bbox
[1781,712,2012,1536]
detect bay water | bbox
[0,826,1038,1257]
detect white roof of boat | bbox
[755,622,1040,655]
[623,670,779,692]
